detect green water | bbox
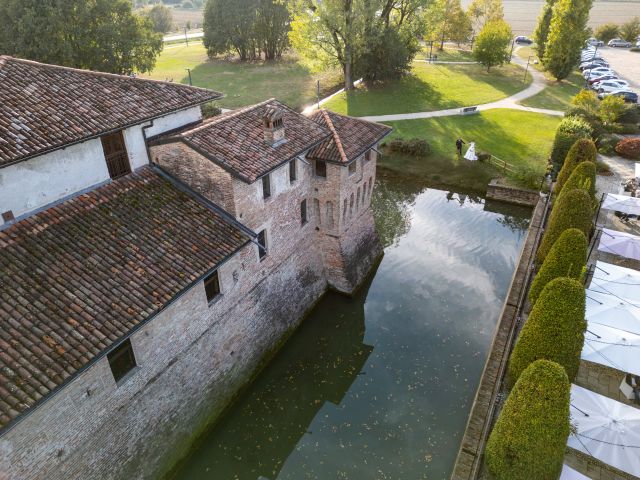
[174,170,530,480]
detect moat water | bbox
[173,169,531,480]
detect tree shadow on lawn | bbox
[439,64,531,98]
[185,57,342,110]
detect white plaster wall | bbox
[145,106,202,138]
[0,106,202,228]
[0,139,109,227]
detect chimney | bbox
[262,106,285,146]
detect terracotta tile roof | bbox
[163,99,331,183]
[307,110,392,163]
[0,167,251,431]
[0,56,222,168]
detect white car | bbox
[596,80,631,93]
[584,68,614,79]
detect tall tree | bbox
[467,0,503,32]
[0,0,163,74]
[533,0,557,64]
[425,0,472,50]
[543,0,593,80]
[620,17,640,42]
[145,4,174,33]
[473,18,512,71]
[255,0,291,60]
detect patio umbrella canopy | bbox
[560,464,591,480]
[586,289,640,335]
[598,228,640,262]
[568,384,640,478]
[590,261,640,305]
[602,194,640,216]
[582,323,640,376]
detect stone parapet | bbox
[486,179,541,207]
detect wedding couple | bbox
[455,138,478,161]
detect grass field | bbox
[148,43,342,110]
[419,46,476,62]
[515,46,584,111]
[378,109,561,191]
[323,62,531,116]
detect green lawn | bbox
[419,46,476,62]
[515,46,584,111]
[378,109,561,191]
[147,43,342,110]
[323,62,531,116]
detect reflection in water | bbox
[174,170,530,480]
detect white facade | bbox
[0,106,202,228]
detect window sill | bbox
[208,294,223,307]
[115,365,141,388]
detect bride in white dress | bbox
[464,142,478,161]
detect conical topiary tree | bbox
[508,277,586,384]
[486,359,571,480]
[536,188,593,264]
[529,228,587,306]
[555,138,597,195]
[558,161,597,204]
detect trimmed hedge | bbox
[486,359,571,480]
[554,139,597,195]
[536,189,593,264]
[387,138,431,156]
[615,137,640,160]
[558,161,597,203]
[528,228,587,306]
[550,117,593,171]
[508,277,586,384]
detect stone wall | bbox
[575,360,640,408]
[565,448,640,480]
[485,179,540,207]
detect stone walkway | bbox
[360,54,563,122]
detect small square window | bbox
[108,338,137,384]
[289,159,297,183]
[262,175,271,199]
[204,270,221,303]
[301,199,308,225]
[365,150,373,162]
[257,229,268,260]
[315,160,327,178]
[348,162,356,176]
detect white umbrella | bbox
[602,194,640,216]
[568,384,640,478]
[560,464,591,480]
[586,289,640,335]
[635,162,640,180]
[598,228,640,262]
[590,261,640,305]
[582,323,640,376]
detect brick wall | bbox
[0,143,383,479]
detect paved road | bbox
[163,30,204,43]
[598,47,640,93]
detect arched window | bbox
[356,187,361,210]
[343,199,347,221]
[349,193,354,217]
[325,201,334,228]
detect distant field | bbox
[461,0,640,35]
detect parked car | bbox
[515,36,533,45]
[580,61,609,71]
[588,74,620,86]
[608,38,632,48]
[586,38,604,47]
[599,90,638,103]
[581,51,603,61]
[583,68,615,79]
[636,40,640,48]
[597,80,631,94]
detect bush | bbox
[570,89,599,113]
[599,95,626,125]
[620,123,640,134]
[596,159,611,174]
[509,278,586,385]
[387,138,431,156]
[550,117,593,171]
[201,101,222,118]
[485,359,571,480]
[477,151,492,161]
[529,229,587,306]
[631,47,640,52]
[615,138,640,159]
[619,104,640,125]
[597,134,619,155]
[536,189,593,264]
[554,138,597,194]
[559,161,597,204]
